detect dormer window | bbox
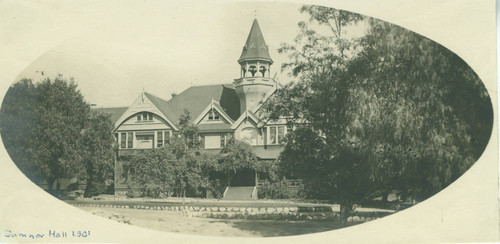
[137,112,153,122]
[208,109,219,121]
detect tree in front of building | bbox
[264,5,493,223]
[128,110,217,199]
[217,140,258,186]
[0,75,116,196]
[79,111,116,197]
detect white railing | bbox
[251,186,258,199]
[257,179,302,188]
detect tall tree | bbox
[263,5,493,222]
[0,75,117,196]
[26,76,90,192]
[80,111,116,197]
[0,79,37,181]
[128,110,217,199]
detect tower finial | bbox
[254,10,257,19]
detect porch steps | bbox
[223,186,255,200]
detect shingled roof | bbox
[93,84,241,128]
[93,107,128,124]
[238,19,273,64]
[165,84,240,124]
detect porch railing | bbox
[257,179,302,187]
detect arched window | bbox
[136,112,154,122]
[259,66,267,77]
[248,65,257,77]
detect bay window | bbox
[267,125,287,145]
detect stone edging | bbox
[72,203,388,223]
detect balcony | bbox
[233,77,274,87]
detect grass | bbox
[78,206,347,237]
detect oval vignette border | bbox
[0,0,497,243]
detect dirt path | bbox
[79,207,343,237]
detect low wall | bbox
[71,203,391,223]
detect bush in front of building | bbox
[258,178,305,199]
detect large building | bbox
[96,19,291,196]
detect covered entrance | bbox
[230,168,256,186]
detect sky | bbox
[14,2,310,108]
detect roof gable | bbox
[193,100,235,125]
[114,92,178,130]
[231,109,263,130]
[166,84,240,124]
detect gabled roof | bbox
[93,107,128,124]
[166,84,240,124]
[143,92,178,122]
[193,99,235,125]
[238,19,273,64]
[231,109,263,129]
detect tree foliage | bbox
[80,111,116,197]
[0,75,115,196]
[128,111,217,198]
[263,5,493,220]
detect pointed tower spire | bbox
[234,18,277,114]
[238,19,273,64]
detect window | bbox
[208,109,219,121]
[164,131,171,145]
[278,126,285,144]
[270,127,276,144]
[199,134,205,147]
[157,131,163,148]
[137,112,153,122]
[219,133,232,148]
[120,132,126,148]
[268,125,287,145]
[127,132,133,148]
[120,132,134,149]
[156,130,171,148]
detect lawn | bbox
[78,206,346,237]
[69,197,395,237]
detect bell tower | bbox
[234,18,277,113]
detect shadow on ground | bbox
[209,219,345,237]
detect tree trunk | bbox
[382,191,389,203]
[84,162,95,198]
[401,188,407,202]
[339,202,353,226]
[47,177,56,194]
[84,173,94,198]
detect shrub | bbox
[258,178,305,199]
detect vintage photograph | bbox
[0,0,496,242]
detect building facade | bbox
[96,19,290,195]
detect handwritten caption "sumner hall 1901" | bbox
[4,229,91,240]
